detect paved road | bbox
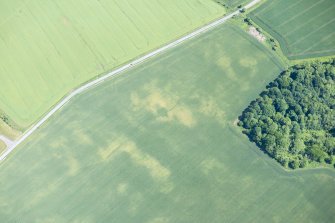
[0,0,261,161]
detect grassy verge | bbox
[0,115,21,140]
[0,141,6,155]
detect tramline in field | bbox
[249,0,335,59]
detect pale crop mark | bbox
[73,129,92,145]
[117,183,128,195]
[216,56,237,81]
[121,137,174,193]
[200,158,224,175]
[97,135,174,193]
[28,181,59,207]
[157,106,196,128]
[239,56,258,68]
[50,136,67,149]
[66,156,80,176]
[216,56,231,68]
[199,97,225,126]
[148,217,170,223]
[131,81,196,128]
[97,139,122,161]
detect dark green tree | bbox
[239,60,335,169]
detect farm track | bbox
[0,135,14,149]
[0,0,261,161]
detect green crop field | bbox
[0,141,5,154]
[0,0,223,128]
[215,0,248,8]
[249,0,335,60]
[0,25,334,222]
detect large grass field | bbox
[249,0,335,60]
[0,0,223,128]
[0,25,334,222]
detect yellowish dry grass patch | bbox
[131,82,196,128]
[199,97,225,126]
[200,158,225,175]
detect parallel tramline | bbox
[249,0,335,59]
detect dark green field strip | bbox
[255,0,317,25]
[265,0,327,27]
[254,0,302,20]
[279,2,335,33]
[277,4,335,38]
[249,0,335,59]
[287,17,335,44]
[288,26,335,56]
[300,32,335,54]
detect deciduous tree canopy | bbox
[239,60,335,169]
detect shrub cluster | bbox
[238,60,335,169]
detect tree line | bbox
[238,60,335,169]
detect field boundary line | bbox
[248,12,292,55]
[231,25,286,69]
[0,0,262,161]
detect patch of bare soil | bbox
[248,26,266,42]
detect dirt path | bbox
[0,135,14,149]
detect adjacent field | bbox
[249,0,335,59]
[215,0,248,8]
[0,25,334,222]
[0,141,5,154]
[0,0,223,128]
